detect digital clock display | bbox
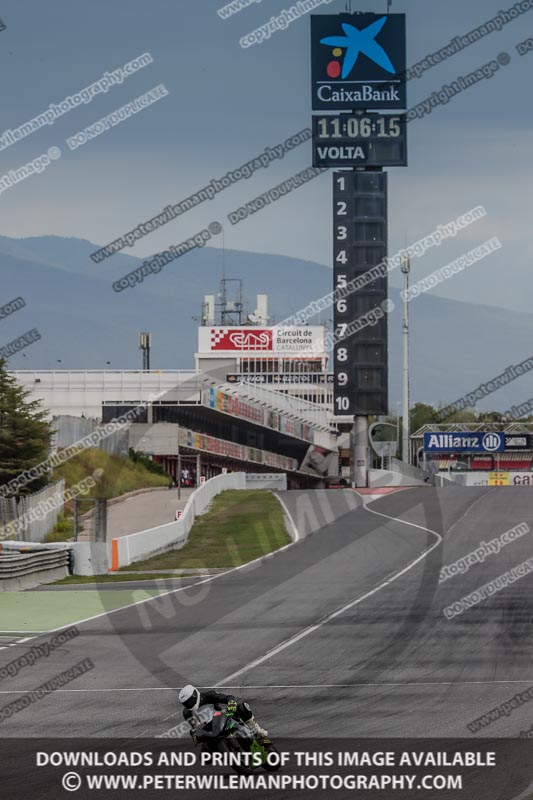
[312,112,407,168]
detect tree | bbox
[477,411,504,423]
[443,408,478,424]
[409,402,440,434]
[0,359,52,496]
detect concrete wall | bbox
[108,472,247,572]
[13,370,200,419]
[434,473,457,487]
[390,457,431,483]
[368,469,429,487]
[71,542,111,576]
[129,423,181,456]
[437,471,533,487]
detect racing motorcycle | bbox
[191,704,280,775]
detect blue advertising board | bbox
[423,432,505,453]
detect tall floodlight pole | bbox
[396,400,401,455]
[401,255,410,463]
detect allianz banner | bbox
[424,432,505,453]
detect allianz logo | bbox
[427,433,503,450]
[428,434,479,448]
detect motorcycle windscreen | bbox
[210,712,230,737]
[192,704,215,735]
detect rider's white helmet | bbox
[179,684,200,711]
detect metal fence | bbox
[0,496,17,529]
[0,480,65,543]
[52,415,129,457]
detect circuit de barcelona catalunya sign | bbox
[311,13,406,110]
[423,432,506,453]
[198,326,325,355]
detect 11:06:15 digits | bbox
[316,116,401,138]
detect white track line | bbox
[2,500,301,651]
[0,635,36,650]
[0,632,48,635]
[1,679,531,695]
[444,487,495,541]
[215,504,443,687]
[273,493,299,543]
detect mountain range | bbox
[1,234,532,413]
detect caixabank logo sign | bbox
[311,13,406,110]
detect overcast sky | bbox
[1,0,532,312]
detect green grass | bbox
[45,448,169,543]
[123,490,290,571]
[50,573,187,585]
[52,447,169,500]
[0,590,165,632]
[44,513,78,543]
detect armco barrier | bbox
[108,472,247,571]
[0,546,69,590]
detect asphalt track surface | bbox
[2,486,533,740]
[78,487,195,542]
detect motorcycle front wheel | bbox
[262,744,281,772]
[219,739,255,776]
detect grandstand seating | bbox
[437,455,461,470]
[471,456,494,470]
[492,452,533,470]
[436,452,533,471]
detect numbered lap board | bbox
[333,171,389,416]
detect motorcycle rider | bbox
[178,684,269,741]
